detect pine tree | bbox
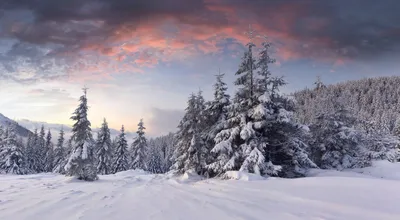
[0,126,28,174]
[64,87,98,181]
[44,130,54,172]
[53,128,65,173]
[130,119,148,170]
[96,118,112,175]
[172,93,208,175]
[113,125,129,173]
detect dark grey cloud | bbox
[0,0,400,83]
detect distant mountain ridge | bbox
[0,113,33,138]
[16,119,137,143]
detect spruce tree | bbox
[204,72,231,176]
[38,125,46,171]
[147,141,163,174]
[309,106,366,170]
[44,130,54,172]
[53,128,65,173]
[96,118,112,175]
[27,129,41,173]
[130,119,147,170]
[0,126,28,174]
[172,93,208,175]
[64,87,98,181]
[113,125,129,173]
[314,75,326,91]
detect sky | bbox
[0,0,400,136]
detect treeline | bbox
[1,31,399,181]
[294,76,400,135]
[0,94,174,179]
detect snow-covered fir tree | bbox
[172,92,208,175]
[130,119,147,170]
[38,125,46,172]
[0,126,28,174]
[146,140,163,174]
[393,119,400,138]
[113,125,129,173]
[52,128,65,173]
[148,133,176,173]
[26,129,41,173]
[203,72,231,176]
[96,118,112,175]
[363,133,400,163]
[309,106,367,170]
[44,130,54,172]
[64,88,98,181]
[209,35,315,177]
[314,75,326,91]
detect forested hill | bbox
[293,76,400,134]
[0,113,33,138]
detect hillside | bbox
[1,162,400,220]
[0,113,33,138]
[293,76,400,134]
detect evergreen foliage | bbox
[64,88,98,181]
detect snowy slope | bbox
[1,165,400,220]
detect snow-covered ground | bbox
[1,162,400,220]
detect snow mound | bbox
[181,170,203,182]
[223,171,266,181]
[308,160,400,180]
[354,160,400,180]
[112,169,148,177]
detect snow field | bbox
[1,163,400,220]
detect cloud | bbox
[1,0,400,83]
[146,107,184,137]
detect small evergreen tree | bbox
[147,141,163,174]
[0,126,28,174]
[96,118,112,175]
[53,128,65,173]
[314,75,326,91]
[130,119,147,170]
[113,125,129,173]
[38,125,46,171]
[44,130,54,172]
[309,107,367,170]
[64,87,98,181]
[26,129,41,173]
